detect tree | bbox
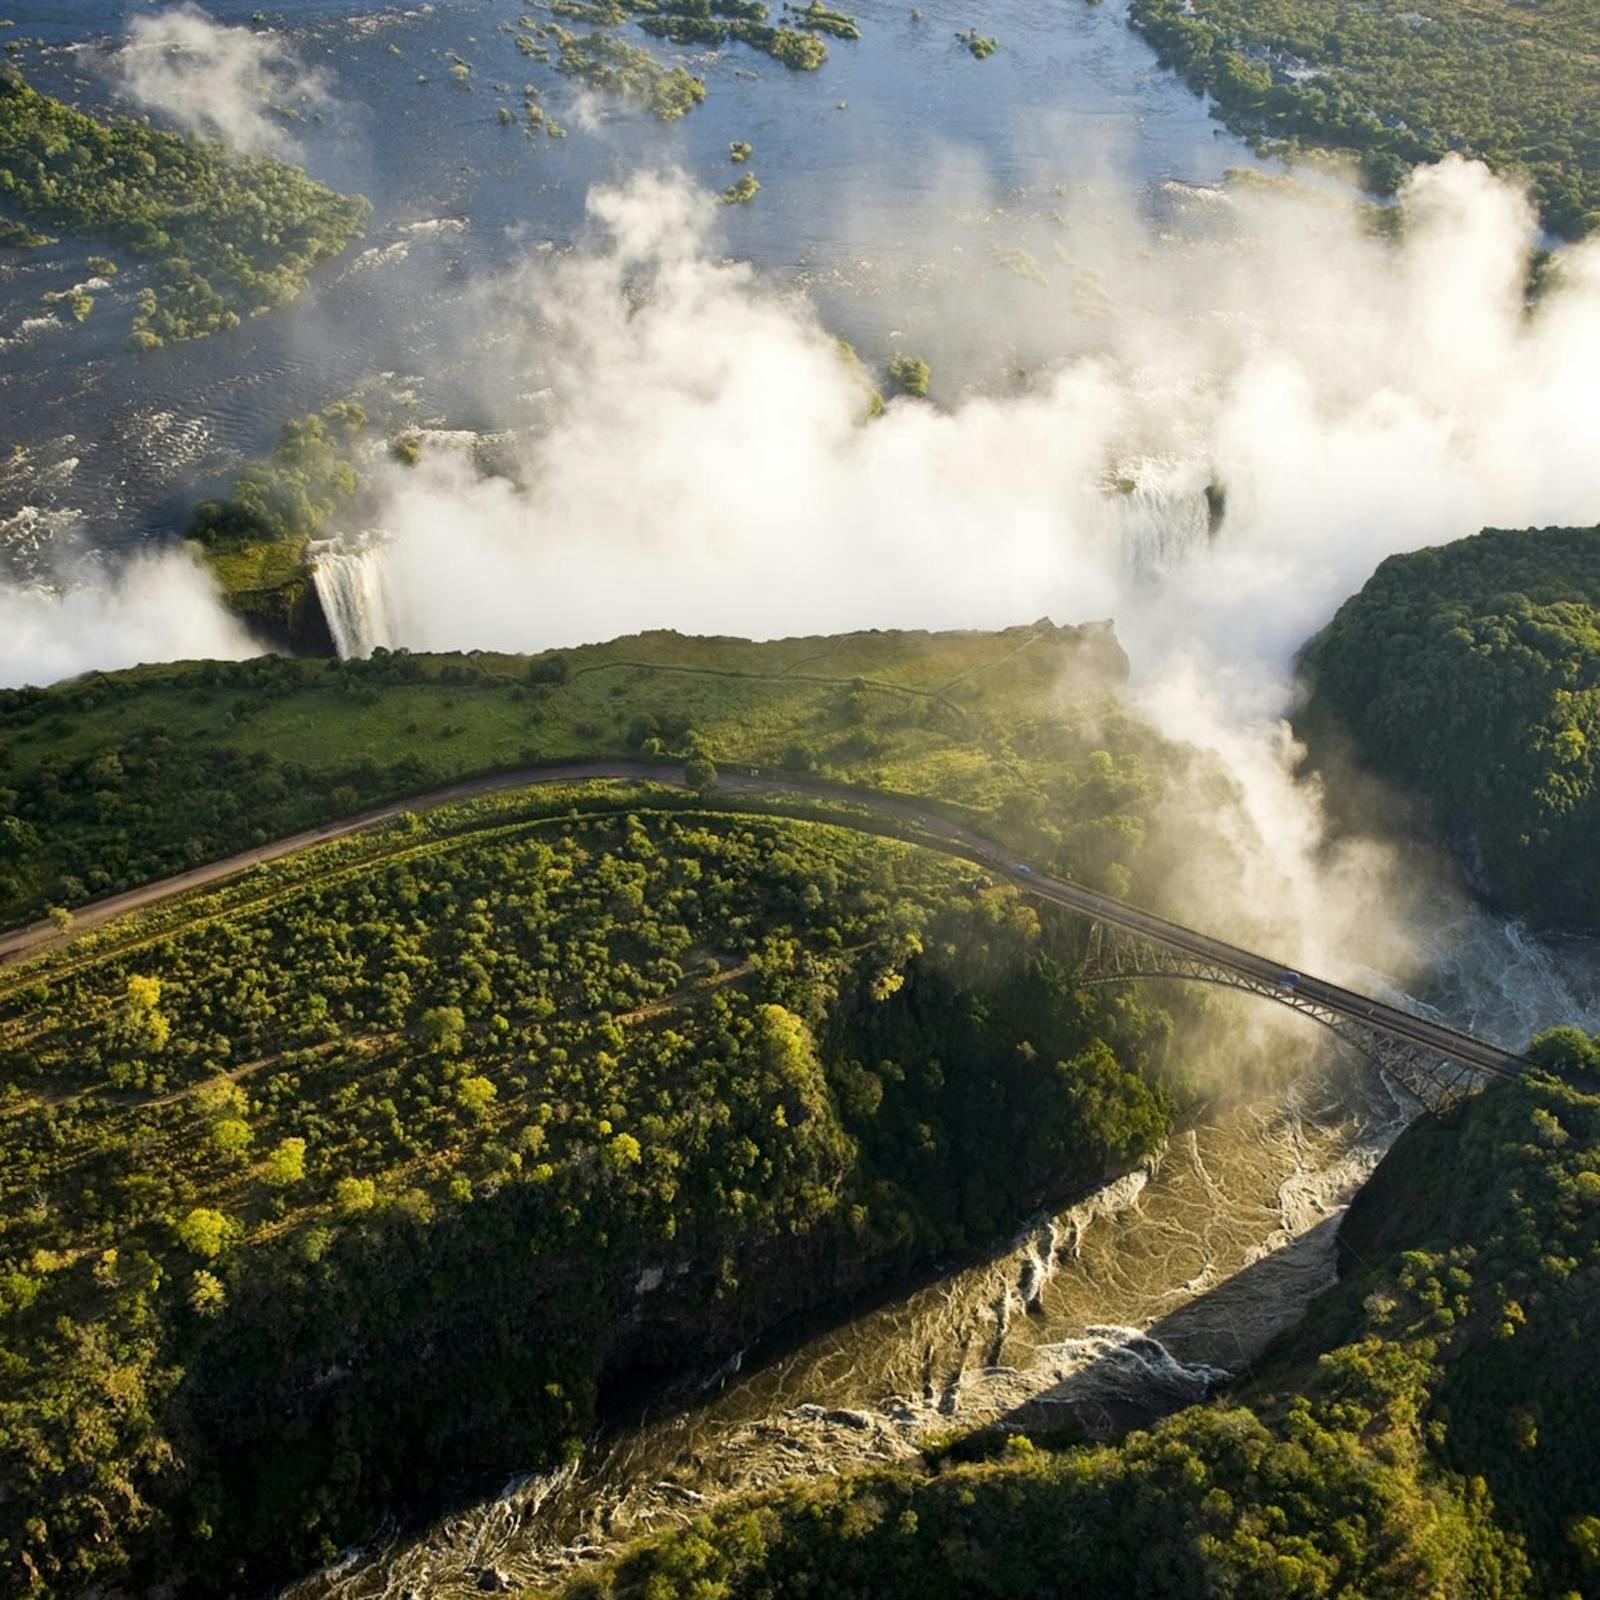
[118,974,170,1052]
[0,814,39,859]
[684,757,718,794]
[606,1131,643,1168]
[262,1136,307,1188]
[420,1005,466,1054]
[1527,1026,1599,1077]
[456,1075,498,1118]
[194,1077,246,1121]
[174,1207,238,1259]
[189,1269,227,1317]
[210,1118,253,1163]
[333,1175,377,1216]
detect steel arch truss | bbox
[1078,921,1483,1110]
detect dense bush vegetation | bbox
[0,623,1191,930]
[541,25,708,119]
[181,400,372,646]
[517,0,842,101]
[189,402,366,555]
[0,70,369,344]
[555,1052,1600,1598]
[0,791,1173,1595]
[0,216,53,247]
[1131,0,1600,236]
[887,353,930,398]
[1298,526,1600,930]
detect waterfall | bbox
[1104,469,1223,580]
[311,537,399,659]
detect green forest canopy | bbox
[1130,0,1600,236]
[0,70,368,345]
[0,622,1223,932]
[0,785,1173,1595]
[1298,525,1600,931]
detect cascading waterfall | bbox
[1105,469,1222,580]
[311,536,400,659]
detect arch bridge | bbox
[717,769,1532,1111]
[1075,919,1505,1108]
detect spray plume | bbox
[115,3,335,159]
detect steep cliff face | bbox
[191,536,338,656]
[229,568,338,656]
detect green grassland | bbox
[0,782,1176,1596]
[552,1058,1600,1600]
[0,620,1209,930]
[1131,0,1600,236]
[198,532,312,597]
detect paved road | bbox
[0,761,660,965]
[0,762,1527,1079]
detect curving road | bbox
[0,761,1527,1079]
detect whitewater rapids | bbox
[286,1055,1414,1599]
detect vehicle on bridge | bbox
[1279,970,1302,990]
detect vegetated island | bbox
[185,400,373,654]
[546,1042,1600,1599]
[507,0,853,117]
[1298,525,1600,933]
[0,69,370,346]
[0,623,1212,1595]
[887,352,930,397]
[1130,0,1600,237]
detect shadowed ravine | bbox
[282,1036,1541,1597]
[276,834,1599,1597]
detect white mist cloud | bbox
[0,551,253,688]
[373,159,1600,692]
[115,3,334,158]
[5,156,1598,1027]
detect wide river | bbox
[0,0,1277,577]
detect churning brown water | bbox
[289,1049,1411,1599]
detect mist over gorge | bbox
[9,148,1597,1009]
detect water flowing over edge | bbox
[312,536,400,659]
